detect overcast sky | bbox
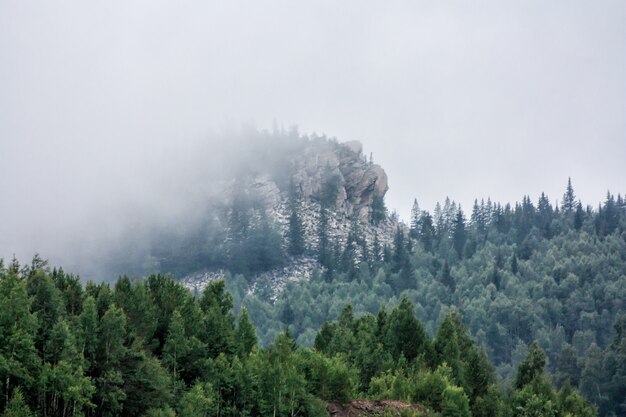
[1,1,625,264]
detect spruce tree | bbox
[514,341,546,389]
[452,209,467,258]
[318,206,331,269]
[1,389,34,417]
[384,298,430,362]
[287,180,305,257]
[574,201,585,230]
[236,307,258,358]
[420,211,435,252]
[440,261,455,291]
[562,177,576,213]
[370,194,387,226]
[409,199,421,239]
[162,309,190,377]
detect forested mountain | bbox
[118,132,624,415]
[1,133,625,416]
[95,129,396,282]
[0,262,597,417]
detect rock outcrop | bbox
[182,138,399,296]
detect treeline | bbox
[0,261,595,417]
[231,180,626,416]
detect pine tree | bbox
[440,261,455,292]
[162,309,190,377]
[391,227,408,274]
[199,281,235,357]
[514,341,546,389]
[420,211,435,252]
[370,194,387,226]
[318,206,331,269]
[1,389,34,417]
[287,180,306,257]
[471,199,486,236]
[236,307,258,358]
[574,201,585,230]
[371,233,382,267]
[441,385,471,417]
[384,298,430,362]
[0,271,38,407]
[409,199,421,239]
[96,304,128,417]
[178,382,215,417]
[452,209,467,258]
[27,269,63,362]
[510,254,518,275]
[562,177,576,213]
[77,296,98,368]
[434,313,462,383]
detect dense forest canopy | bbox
[192,177,625,416]
[0,262,600,417]
[1,135,625,416]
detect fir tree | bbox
[562,177,576,213]
[287,180,306,257]
[236,307,258,358]
[409,199,421,239]
[452,209,467,258]
[370,194,387,226]
[419,211,435,252]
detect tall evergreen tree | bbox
[562,177,576,213]
[235,307,258,358]
[452,209,467,258]
[384,298,430,362]
[370,194,387,226]
[287,180,306,257]
[162,309,190,378]
[0,271,38,409]
[514,341,546,389]
[419,211,435,253]
[409,199,421,239]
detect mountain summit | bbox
[176,134,399,295]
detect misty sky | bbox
[1,1,625,265]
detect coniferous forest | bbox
[2,166,626,417]
[0,259,599,417]
[1,135,625,417]
[3,1,626,416]
[205,177,625,417]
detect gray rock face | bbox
[243,138,397,257]
[290,139,388,217]
[183,138,399,296]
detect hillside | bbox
[148,133,400,296]
[1,131,624,416]
[0,264,596,417]
[138,132,625,417]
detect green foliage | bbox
[178,382,215,417]
[370,194,387,226]
[0,252,601,417]
[236,307,258,358]
[0,270,39,402]
[287,180,306,257]
[441,385,471,417]
[298,350,357,403]
[384,298,430,363]
[1,389,34,417]
[515,342,547,389]
[413,365,453,412]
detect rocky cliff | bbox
[181,137,399,296]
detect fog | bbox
[1,1,625,275]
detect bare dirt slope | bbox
[327,400,426,417]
